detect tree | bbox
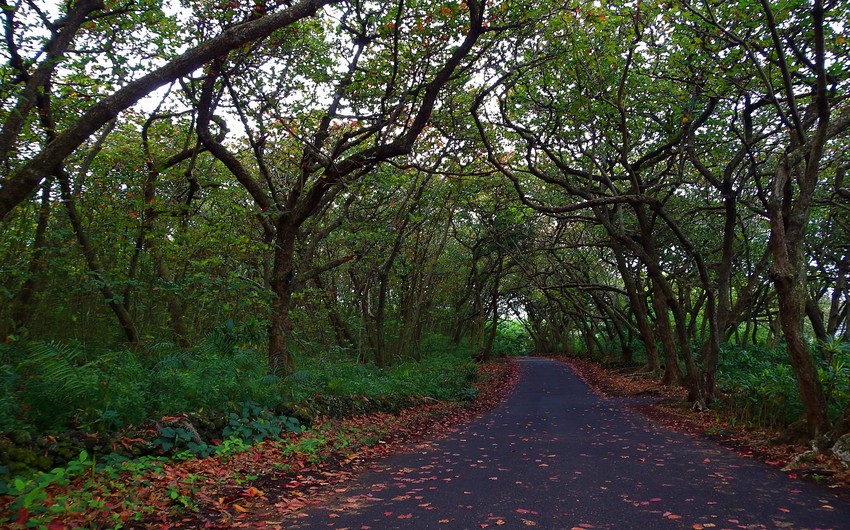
[677,0,850,440]
[0,0,338,220]
[190,0,504,374]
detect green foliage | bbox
[0,364,21,432]
[222,401,302,443]
[716,343,850,428]
[1,450,94,507]
[283,349,477,418]
[820,342,850,406]
[7,341,103,431]
[0,323,479,487]
[0,322,285,434]
[490,320,532,357]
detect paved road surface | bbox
[286,357,850,529]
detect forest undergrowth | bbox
[0,324,520,528]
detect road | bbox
[285,357,850,529]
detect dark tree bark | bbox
[612,242,660,371]
[3,181,52,340]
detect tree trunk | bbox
[4,181,52,340]
[57,169,140,345]
[612,244,659,371]
[155,257,191,348]
[651,281,682,387]
[806,295,831,361]
[477,254,503,362]
[826,258,847,336]
[773,270,830,440]
[268,225,298,376]
[314,275,356,351]
[769,160,830,441]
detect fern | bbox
[146,341,183,362]
[0,364,22,431]
[22,342,90,399]
[152,351,190,372]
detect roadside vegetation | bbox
[0,323,521,527]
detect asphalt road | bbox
[285,357,850,529]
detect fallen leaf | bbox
[15,507,29,526]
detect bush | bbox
[0,324,481,482]
[715,343,850,428]
[491,320,533,357]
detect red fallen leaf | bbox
[398,513,413,519]
[516,508,538,515]
[328,513,340,518]
[480,525,490,529]
[383,511,393,517]
[779,508,790,513]
[361,526,372,530]
[15,507,29,525]
[47,520,66,530]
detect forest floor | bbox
[1,360,520,529]
[562,356,850,492]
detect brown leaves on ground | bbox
[562,356,850,492]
